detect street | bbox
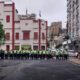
[0,59,80,80]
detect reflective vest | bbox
[23,50,25,53]
[39,51,42,54]
[43,51,45,54]
[56,50,59,55]
[31,50,34,54]
[27,50,30,53]
[45,51,47,54]
[34,50,36,54]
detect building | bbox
[47,26,51,48]
[67,0,80,40]
[49,21,62,48]
[50,22,62,36]
[0,1,48,51]
[67,0,80,51]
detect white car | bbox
[68,50,78,57]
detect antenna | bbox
[26,8,28,15]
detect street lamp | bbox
[64,35,70,50]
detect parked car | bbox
[68,50,78,57]
[77,53,80,59]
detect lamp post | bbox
[65,35,70,50]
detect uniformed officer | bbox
[4,51,8,59]
[37,50,39,59]
[9,50,13,59]
[31,50,34,59]
[13,50,17,59]
[25,50,28,59]
[58,49,62,60]
[39,50,42,59]
[64,49,68,60]
[55,49,59,60]
[46,50,50,59]
[43,50,46,59]
[19,50,23,59]
[0,49,5,59]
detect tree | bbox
[0,22,5,48]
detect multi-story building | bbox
[0,1,48,51]
[50,22,62,36]
[47,26,50,47]
[67,0,80,40]
[49,21,62,48]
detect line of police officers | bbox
[0,50,53,60]
[55,49,69,60]
[0,49,68,60]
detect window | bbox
[23,31,30,40]
[15,33,19,40]
[6,33,10,40]
[34,32,38,40]
[21,45,31,50]
[42,23,44,26]
[33,46,38,50]
[6,45,10,51]
[25,23,28,25]
[14,46,19,50]
[42,33,45,40]
[41,46,45,50]
[6,15,10,22]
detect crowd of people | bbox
[0,50,53,60]
[54,49,69,60]
[0,49,69,60]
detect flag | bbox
[39,10,41,17]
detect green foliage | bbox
[0,22,5,45]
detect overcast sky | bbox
[12,0,67,28]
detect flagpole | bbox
[39,10,41,19]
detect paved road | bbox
[0,59,80,80]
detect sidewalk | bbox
[69,58,80,65]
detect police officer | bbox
[37,50,39,59]
[43,50,46,59]
[23,50,28,59]
[39,50,42,59]
[46,50,49,59]
[0,49,4,59]
[55,49,59,60]
[64,49,68,60]
[5,51,8,59]
[20,50,25,59]
[58,49,62,60]
[31,50,33,59]
[19,50,22,59]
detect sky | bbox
[6,0,67,28]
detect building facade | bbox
[67,0,80,40]
[0,1,48,51]
[50,22,62,36]
[49,21,62,48]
